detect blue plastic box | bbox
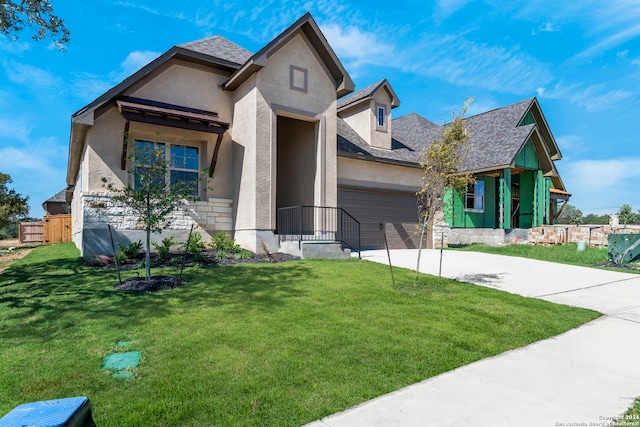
[0,396,94,427]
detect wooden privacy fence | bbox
[19,221,44,243]
[19,215,72,244]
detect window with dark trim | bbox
[465,180,484,212]
[377,105,386,128]
[133,139,200,197]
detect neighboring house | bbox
[42,189,70,215]
[65,12,569,259]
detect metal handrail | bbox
[277,205,360,258]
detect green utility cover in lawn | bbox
[102,352,141,371]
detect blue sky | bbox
[1,0,639,217]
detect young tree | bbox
[617,204,639,225]
[415,99,474,281]
[103,141,208,283]
[556,204,583,225]
[0,172,29,231]
[0,0,69,50]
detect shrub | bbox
[210,231,243,253]
[152,236,176,259]
[115,249,128,266]
[235,250,254,260]
[118,241,143,258]
[182,233,206,256]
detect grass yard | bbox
[0,243,599,426]
[452,242,640,272]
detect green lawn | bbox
[0,243,599,426]
[452,242,640,272]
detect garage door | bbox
[338,187,425,250]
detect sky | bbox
[1,0,639,217]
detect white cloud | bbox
[434,0,475,20]
[572,22,640,61]
[69,50,160,103]
[401,34,553,95]
[537,81,631,112]
[561,158,640,213]
[321,24,394,73]
[538,22,559,33]
[555,134,582,152]
[0,117,32,143]
[119,50,161,77]
[3,60,61,88]
[0,39,30,54]
[464,98,500,117]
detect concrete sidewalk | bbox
[304,249,640,427]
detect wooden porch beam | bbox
[209,131,224,177]
[121,120,130,170]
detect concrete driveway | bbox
[304,249,640,427]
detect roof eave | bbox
[530,98,562,161]
[337,79,400,113]
[337,150,419,168]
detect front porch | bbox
[276,205,360,259]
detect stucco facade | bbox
[66,13,569,259]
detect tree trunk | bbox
[145,226,151,283]
[414,214,429,284]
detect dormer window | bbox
[376,104,386,129]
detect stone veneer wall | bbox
[432,223,640,249]
[528,224,640,247]
[82,192,232,235]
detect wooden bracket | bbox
[209,131,224,177]
[121,121,130,170]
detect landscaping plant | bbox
[102,141,209,283]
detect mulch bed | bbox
[96,250,300,293]
[114,275,185,292]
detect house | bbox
[65,13,569,259]
[42,189,70,215]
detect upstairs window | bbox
[377,105,386,128]
[465,180,484,212]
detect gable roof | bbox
[337,79,400,111]
[337,117,418,165]
[67,37,250,186]
[338,97,561,181]
[223,13,354,97]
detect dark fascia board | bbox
[72,47,240,122]
[223,13,355,97]
[337,149,419,168]
[507,127,554,176]
[515,97,561,161]
[67,47,241,187]
[337,79,401,113]
[531,97,561,160]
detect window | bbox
[170,145,199,196]
[133,140,200,197]
[377,105,386,128]
[465,180,484,212]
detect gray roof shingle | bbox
[337,117,418,164]
[178,35,253,66]
[337,80,385,110]
[337,98,538,173]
